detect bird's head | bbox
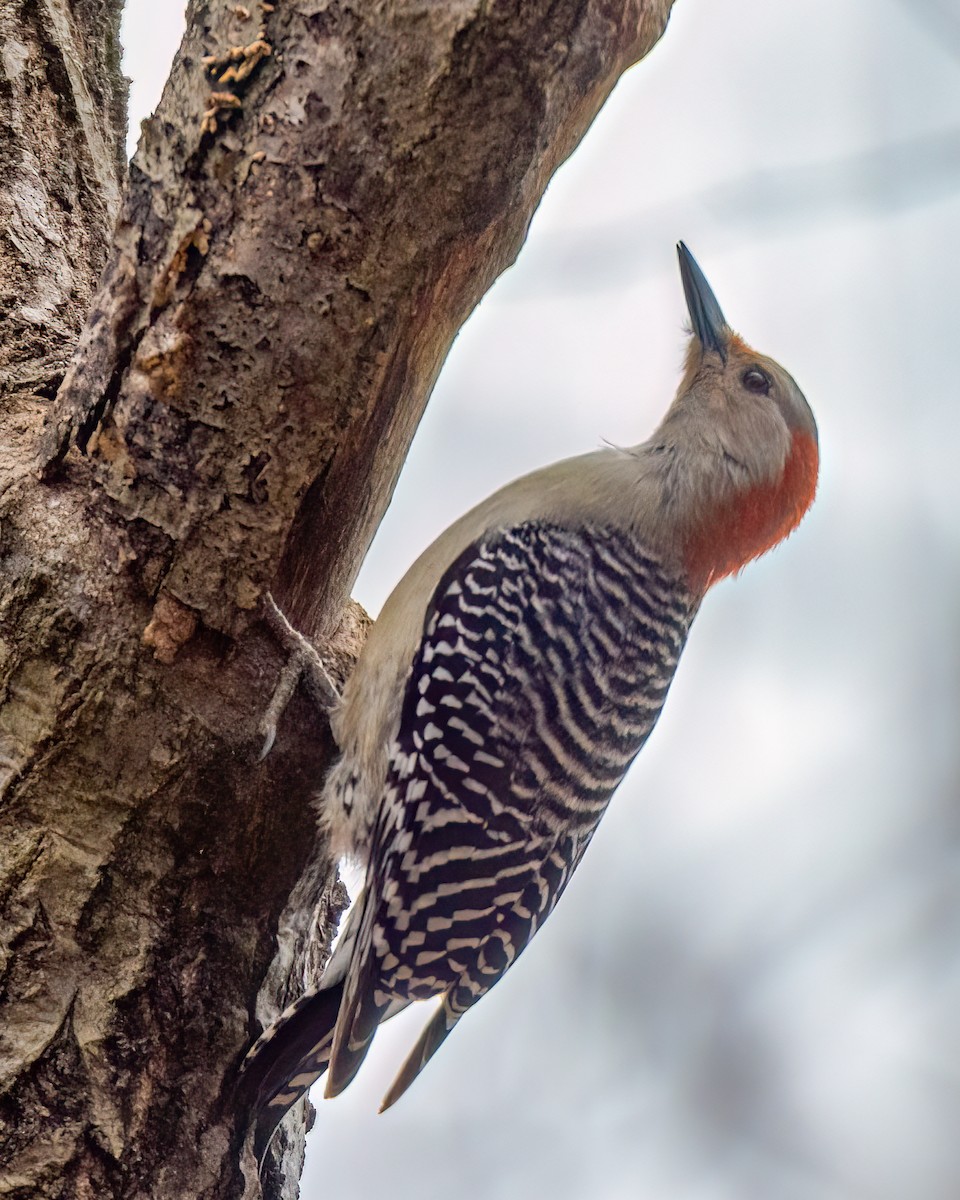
[650,243,819,593]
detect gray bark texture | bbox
[0,1,675,1196]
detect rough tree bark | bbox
[0,2,674,1197]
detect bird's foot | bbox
[258,593,340,759]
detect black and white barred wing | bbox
[328,521,695,1106]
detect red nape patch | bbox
[683,431,819,592]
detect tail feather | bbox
[241,980,414,1166]
[378,993,460,1113]
[241,983,345,1166]
[241,890,367,1164]
[324,948,390,1099]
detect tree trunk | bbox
[0,2,674,1197]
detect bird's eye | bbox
[742,367,771,395]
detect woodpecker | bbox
[242,244,818,1164]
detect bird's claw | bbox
[258,593,340,759]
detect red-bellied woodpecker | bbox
[242,243,819,1165]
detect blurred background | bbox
[124,3,960,1197]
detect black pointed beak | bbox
[677,242,729,360]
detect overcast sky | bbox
[122,4,960,1197]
